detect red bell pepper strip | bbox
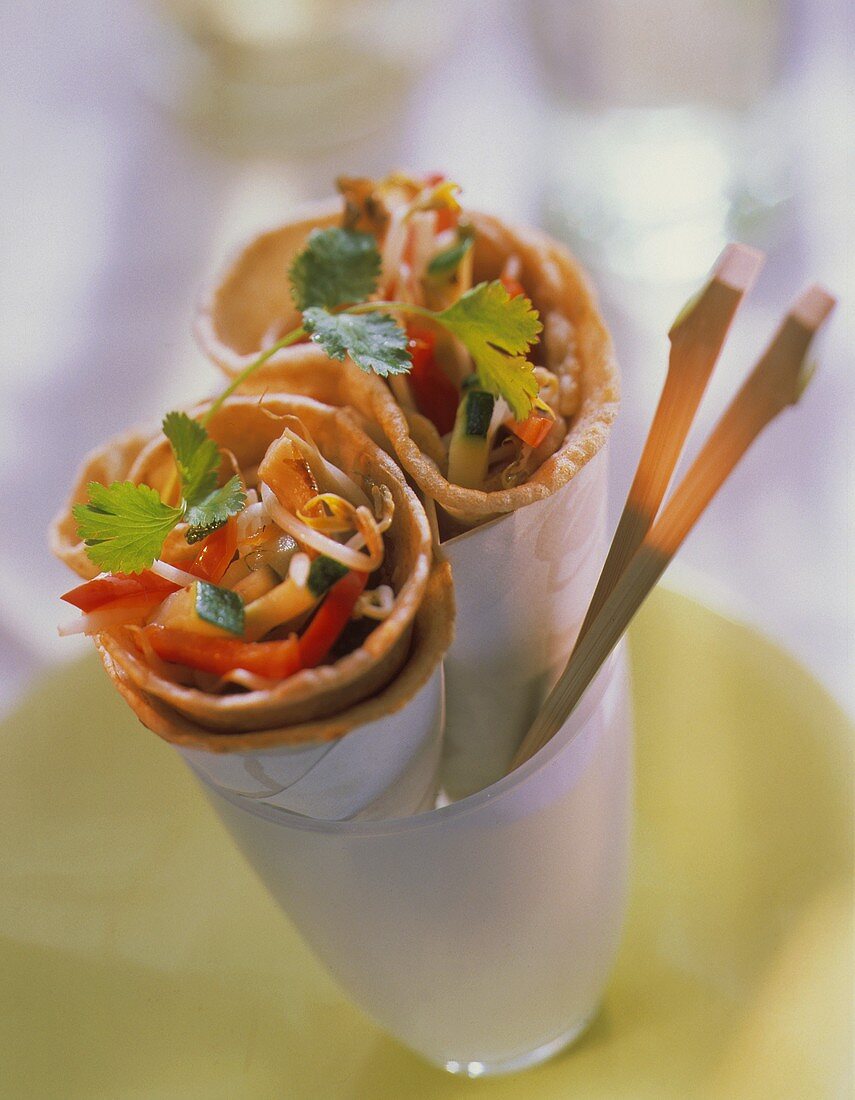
[143,625,303,680]
[406,325,460,437]
[298,570,368,669]
[61,571,179,612]
[188,516,238,584]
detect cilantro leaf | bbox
[303,308,412,377]
[195,581,245,636]
[162,412,245,541]
[73,482,183,574]
[76,413,246,573]
[162,411,219,505]
[427,230,473,278]
[185,475,246,544]
[290,227,381,311]
[437,281,542,420]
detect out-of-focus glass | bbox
[138,0,460,153]
[531,0,793,284]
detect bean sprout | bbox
[150,559,197,587]
[288,552,311,588]
[236,501,268,543]
[260,482,382,573]
[371,484,395,533]
[355,585,395,621]
[488,434,519,466]
[298,493,358,537]
[348,505,384,567]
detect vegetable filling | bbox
[63,415,397,691]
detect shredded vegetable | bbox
[260,482,382,573]
[288,551,311,588]
[298,493,359,536]
[371,484,395,532]
[270,416,370,509]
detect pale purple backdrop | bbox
[0,0,851,713]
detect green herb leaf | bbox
[73,482,184,574]
[437,281,541,420]
[427,229,474,278]
[185,475,246,544]
[194,580,245,636]
[162,411,220,506]
[289,227,382,311]
[303,308,412,377]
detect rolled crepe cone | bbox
[51,395,451,737]
[195,202,618,796]
[101,561,453,821]
[194,200,619,529]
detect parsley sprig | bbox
[74,412,246,573]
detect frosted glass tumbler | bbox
[197,647,632,1075]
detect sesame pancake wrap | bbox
[194,195,618,531]
[51,395,452,747]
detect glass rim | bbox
[209,647,624,838]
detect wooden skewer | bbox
[510,284,836,771]
[576,243,764,643]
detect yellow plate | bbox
[1,589,852,1099]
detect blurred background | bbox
[1,0,851,715]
